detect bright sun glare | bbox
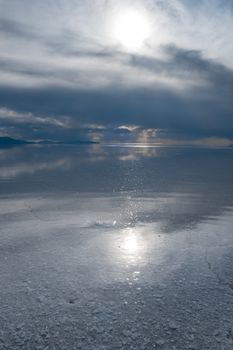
[113,10,151,51]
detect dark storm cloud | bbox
[1,44,233,94]
[131,45,233,94]
[0,44,233,140]
[0,87,231,140]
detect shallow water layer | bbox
[0,145,233,349]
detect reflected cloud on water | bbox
[0,144,233,237]
[123,228,139,254]
[0,143,163,179]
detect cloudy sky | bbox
[0,0,233,144]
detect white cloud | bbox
[0,0,233,90]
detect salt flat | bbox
[0,145,233,349]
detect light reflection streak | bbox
[111,225,162,267]
[123,228,139,254]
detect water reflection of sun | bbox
[122,228,140,254]
[114,226,158,266]
[103,223,165,284]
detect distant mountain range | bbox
[0,137,31,147]
[0,137,98,148]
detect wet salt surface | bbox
[0,145,233,349]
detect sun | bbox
[113,9,151,51]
